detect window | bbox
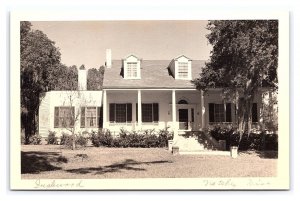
[127,62,138,78]
[178,62,189,78]
[109,103,132,123]
[209,103,232,123]
[54,107,75,128]
[136,103,159,123]
[80,107,102,128]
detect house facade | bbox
[39,49,264,148]
[38,68,102,138]
[102,49,262,140]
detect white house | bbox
[39,49,265,151]
[38,68,102,138]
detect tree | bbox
[192,20,278,136]
[21,21,61,144]
[87,66,105,90]
[49,64,78,90]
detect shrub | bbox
[91,130,114,147]
[208,126,278,151]
[90,128,173,148]
[76,135,88,147]
[29,135,42,145]
[47,131,58,144]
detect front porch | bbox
[102,89,205,136]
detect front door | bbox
[179,109,189,130]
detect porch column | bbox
[200,90,205,129]
[172,90,177,134]
[137,90,142,129]
[103,90,107,128]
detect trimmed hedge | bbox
[91,128,173,148]
[208,126,278,151]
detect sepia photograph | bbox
[10,11,289,190]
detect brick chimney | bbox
[106,49,112,68]
[78,65,87,90]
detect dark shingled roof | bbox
[103,60,206,89]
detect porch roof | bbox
[103,60,205,89]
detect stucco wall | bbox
[39,90,102,138]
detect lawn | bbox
[21,145,277,179]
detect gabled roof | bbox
[103,59,206,89]
[123,54,140,60]
[174,55,192,61]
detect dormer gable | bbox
[169,55,192,80]
[123,54,141,79]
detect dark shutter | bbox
[252,103,258,122]
[226,103,232,122]
[80,107,85,128]
[126,103,132,122]
[209,103,215,123]
[191,108,194,122]
[71,107,75,127]
[136,103,138,121]
[98,107,103,128]
[54,107,59,128]
[153,103,159,122]
[109,103,115,122]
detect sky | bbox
[31,21,212,69]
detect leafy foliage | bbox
[21,21,61,144]
[91,128,173,148]
[192,20,278,134]
[47,131,58,145]
[208,126,277,151]
[87,66,105,90]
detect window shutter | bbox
[252,103,258,122]
[54,107,59,128]
[98,107,103,128]
[136,103,138,122]
[209,103,215,123]
[71,107,75,127]
[191,108,194,122]
[127,103,132,122]
[153,103,159,122]
[80,107,85,128]
[226,103,232,122]
[109,104,115,122]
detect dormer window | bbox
[171,55,192,80]
[178,62,189,79]
[127,62,138,78]
[123,54,141,79]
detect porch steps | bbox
[172,131,225,155]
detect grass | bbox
[21,145,277,179]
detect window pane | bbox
[142,104,153,122]
[214,104,225,122]
[178,62,188,78]
[116,104,126,122]
[127,62,137,78]
[86,107,96,127]
[58,107,74,128]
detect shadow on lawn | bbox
[66,159,172,175]
[21,151,68,174]
[256,151,278,159]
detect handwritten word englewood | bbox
[34,179,84,189]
